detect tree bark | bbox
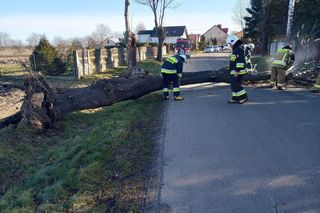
[156,27,165,62]
[125,0,139,75]
[1,69,274,129]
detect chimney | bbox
[217,24,222,29]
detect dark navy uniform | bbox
[229,40,248,103]
[161,54,184,99]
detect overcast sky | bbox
[0,0,243,42]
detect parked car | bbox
[203,45,221,53]
[221,44,231,51]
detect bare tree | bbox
[135,0,180,61]
[52,36,67,48]
[91,24,112,48]
[81,35,96,49]
[232,0,250,30]
[26,32,42,48]
[134,22,146,34]
[125,0,139,74]
[0,32,11,56]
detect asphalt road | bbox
[159,55,320,213]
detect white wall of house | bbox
[138,30,187,44]
[203,26,227,45]
[164,37,179,44]
[137,34,151,43]
[105,39,117,47]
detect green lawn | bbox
[0,62,161,89]
[0,60,164,212]
[0,92,163,212]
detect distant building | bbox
[137,26,188,44]
[202,24,229,45]
[137,30,155,44]
[234,30,244,40]
[105,38,120,47]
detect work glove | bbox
[233,72,239,78]
[178,73,183,78]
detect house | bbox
[234,30,244,40]
[137,26,188,44]
[202,24,228,45]
[105,38,120,47]
[136,30,156,44]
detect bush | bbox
[30,37,67,75]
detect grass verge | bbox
[0,62,161,89]
[0,91,163,212]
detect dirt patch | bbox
[0,87,25,119]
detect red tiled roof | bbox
[221,28,229,34]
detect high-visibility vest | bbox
[272,49,292,68]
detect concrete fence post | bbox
[73,50,82,79]
[112,48,119,68]
[81,48,86,76]
[118,48,127,66]
[95,48,103,73]
[87,50,92,75]
[107,48,113,68]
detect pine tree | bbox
[31,37,66,75]
[244,0,263,41]
[244,0,288,54]
[268,0,288,40]
[293,0,320,40]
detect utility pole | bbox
[286,0,295,39]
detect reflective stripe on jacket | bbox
[161,55,184,74]
[229,41,247,75]
[272,48,292,68]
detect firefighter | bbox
[311,39,320,93]
[226,35,248,104]
[311,63,320,92]
[270,45,295,90]
[244,43,255,73]
[161,53,186,101]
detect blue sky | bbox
[0,0,242,41]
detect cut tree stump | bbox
[1,68,272,129]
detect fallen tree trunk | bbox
[1,68,273,129]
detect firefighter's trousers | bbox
[230,75,247,101]
[271,67,286,87]
[162,73,181,97]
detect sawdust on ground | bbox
[0,87,24,119]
